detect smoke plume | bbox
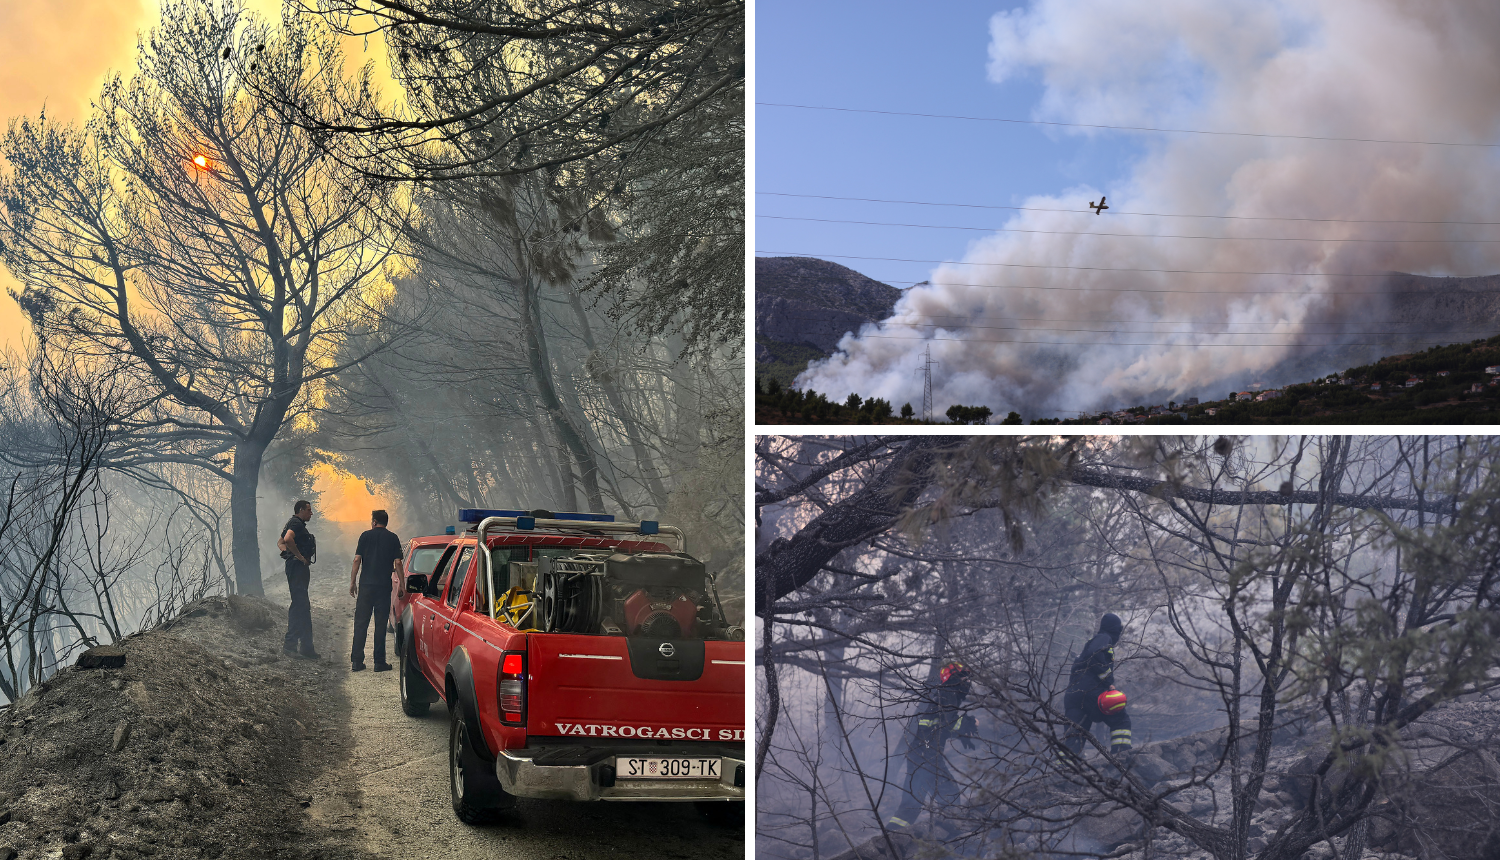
[797,0,1500,416]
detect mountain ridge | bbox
[754,256,903,385]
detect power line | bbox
[756,191,1500,227]
[757,270,1500,294]
[757,214,1500,244]
[772,318,1500,338]
[758,289,1499,326]
[856,333,1479,347]
[754,251,1491,283]
[757,102,1500,149]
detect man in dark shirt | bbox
[277,500,319,659]
[350,509,403,672]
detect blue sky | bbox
[754,0,1146,290]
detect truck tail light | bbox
[498,650,526,726]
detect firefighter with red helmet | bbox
[886,661,980,833]
[1060,613,1132,761]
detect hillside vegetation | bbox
[1069,335,1500,425]
[758,335,1500,425]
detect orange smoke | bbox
[308,462,398,524]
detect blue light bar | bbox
[458,509,527,522]
[457,509,617,524]
[549,512,617,522]
[445,525,456,535]
[639,521,660,535]
[516,516,535,530]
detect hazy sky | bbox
[0,1,149,351]
[0,0,389,354]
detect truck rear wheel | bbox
[449,706,513,823]
[399,654,430,717]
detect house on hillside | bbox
[1234,391,1254,401]
[1487,365,1500,375]
[1184,397,1199,407]
[1371,383,1382,391]
[1437,370,1450,377]
[1206,408,1218,416]
[1405,377,1422,388]
[1256,390,1282,401]
[1470,382,1485,394]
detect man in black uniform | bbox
[349,509,403,672]
[277,500,319,659]
[887,662,980,833]
[1061,613,1132,761]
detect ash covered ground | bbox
[0,593,351,860]
[0,566,745,859]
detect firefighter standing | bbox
[1061,613,1132,760]
[887,662,979,832]
[277,500,319,659]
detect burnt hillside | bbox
[0,594,356,860]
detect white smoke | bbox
[796,0,1500,416]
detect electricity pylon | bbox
[920,345,939,422]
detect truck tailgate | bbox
[526,633,744,742]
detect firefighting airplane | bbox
[1089,196,1109,215]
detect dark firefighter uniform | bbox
[281,513,317,657]
[887,662,979,831]
[1061,613,1131,760]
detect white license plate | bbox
[616,756,722,780]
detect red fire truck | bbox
[396,510,745,824]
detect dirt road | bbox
[268,565,745,859]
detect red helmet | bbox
[940,662,968,684]
[1098,689,1127,714]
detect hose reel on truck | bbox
[537,553,607,634]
